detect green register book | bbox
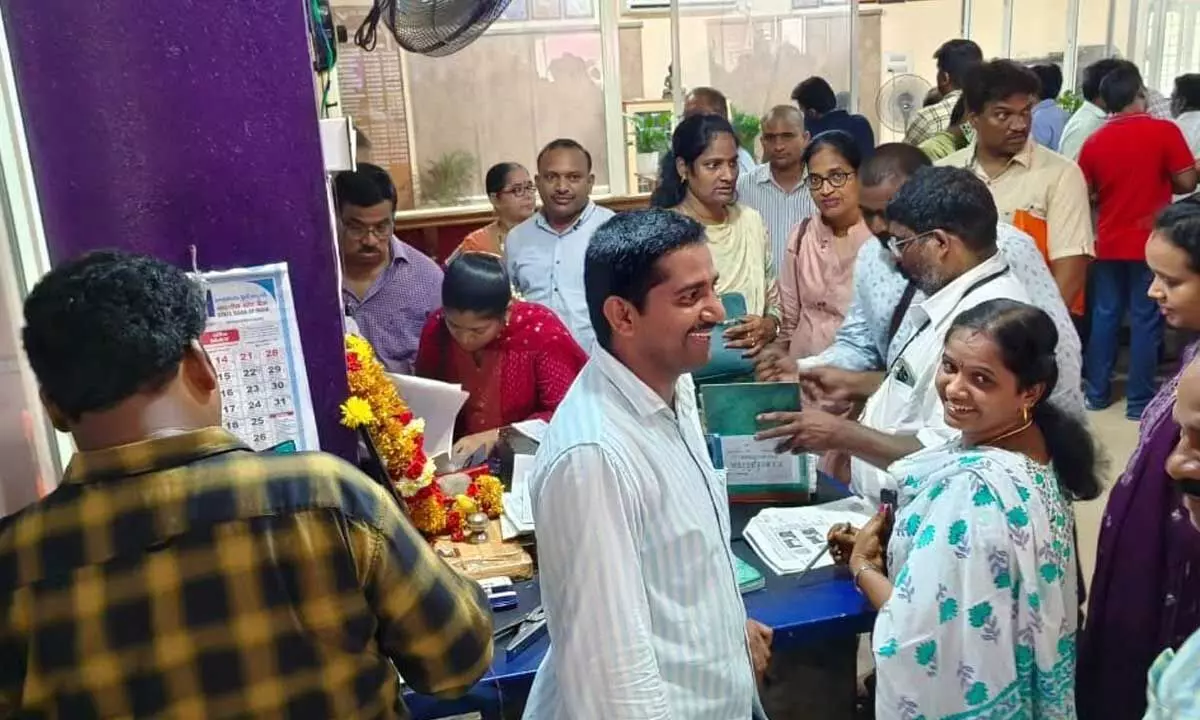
[700,381,813,502]
[734,555,766,594]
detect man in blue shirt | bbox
[1031,63,1069,152]
[792,76,875,159]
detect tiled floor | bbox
[1077,401,1142,590]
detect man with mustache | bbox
[505,138,614,352]
[336,163,444,374]
[759,144,1082,431]
[524,209,769,719]
[938,60,1094,327]
[757,167,1036,504]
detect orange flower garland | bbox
[340,334,503,538]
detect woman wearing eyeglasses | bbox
[451,162,537,261]
[776,130,872,360]
[414,252,587,457]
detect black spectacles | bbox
[343,219,394,241]
[807,170,856,191]
[886,229,938,256]
[498,183,536,197]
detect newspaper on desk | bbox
[743,496,874,576]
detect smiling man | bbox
[335,163,443,374]
[505,138,614,353]
[525,209,769,719]
[938,60,1094,324]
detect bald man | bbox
[736,105,817,273]
[683,86,757,172]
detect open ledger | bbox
[742,496,874,576]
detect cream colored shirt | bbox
[684,203,782,322]
[937,140,1095,262]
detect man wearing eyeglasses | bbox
[334,163,444,374]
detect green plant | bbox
[420,151,476,207]
[730,106,761,156]
[631,111,672,154]
[1057,90,1083,115]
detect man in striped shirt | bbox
[525,209,768,719]
[736,105,818,275]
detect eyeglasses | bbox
[343,219,394,241]
[806,170,856,191]
[886,229,938,256]
[498,183,536,197]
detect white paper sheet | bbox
[387,373,469,460]
[510,418,549,443]
[742,498,874,575]
[501,454,536,539]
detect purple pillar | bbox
[4,0,354,458]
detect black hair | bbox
[947,299,1103,501]
[948,93,968,126]
[886,166,998,253]
[686,87,730,118]
[1154,202,1200,271]
[1030,64,1064,101]
[962,60,1042,114]
[802,129,863,170]
[791,76,838,115]
[537,138,592,173]
[650,114,739,209]
[334,162,397,212]
[1174,74,1200,114]
[485,162,524,196]
[1099,60,1144,111]
[934,39,984,89]
[443,252,511,318]
[859,142,931,188]
[585,209,707,351]
[1081,57,1124,103]
[22,250,207,420]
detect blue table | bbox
[406,482,876,719]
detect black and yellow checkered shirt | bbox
[0,428,493,718]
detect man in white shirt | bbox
[505,139,615,352]
[758,167,1032,504]
[1059,58,1121,161]
[525,208,767,719]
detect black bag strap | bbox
[886,282,918,345]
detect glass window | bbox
[1011,0,1071,63]
[335,7,609,211]
[875,0,963,142]
[968,0,1008,57]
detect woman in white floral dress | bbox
[831,299,1103,719]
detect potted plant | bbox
[631,111,672,178]
[730,106,761,163]
[420,150,476,207]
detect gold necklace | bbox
[978,419,1033,447]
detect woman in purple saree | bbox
[1078,203,1200,719]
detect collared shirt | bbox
[735,163,818,274]
[525,348,757,719]
[804,224,1085,419]
[505,201,615,353]
[1059,101,1107,161]
[0,428,493,718]
[850,254,1033,504]
[939,139,1095,308]
[344,237,444,375]
[905,90,961,146]
[1148,86,1173,119]
[1144,626,1200,718]
[1032,98,1070,152]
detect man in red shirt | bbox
[1078,61,1198,419]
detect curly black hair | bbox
[885,166,998,253]
[22,250,207,419]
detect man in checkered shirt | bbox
[1,250,493,718]
[905,39,983,146]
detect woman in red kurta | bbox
[414,252,587,454]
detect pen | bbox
[798,542,831,576]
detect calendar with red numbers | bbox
[196,263,319,452]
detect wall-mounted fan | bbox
[876,73,933,134]
[354,0,514,57]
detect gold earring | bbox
[1022,405,1031,425]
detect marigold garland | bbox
[340,334,503,537]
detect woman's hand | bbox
[827,522,858,565]
[849,506,893,574]
[753,345,796,382]
[724,315,777,358]
[451,428,501,466]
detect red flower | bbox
[466,483,479,498]
[412,448,428,468]
[405,456,425,479]
[450,528,466,542]
[446,511,462,531]
[397,410,413,425]
[345,352,361,372]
